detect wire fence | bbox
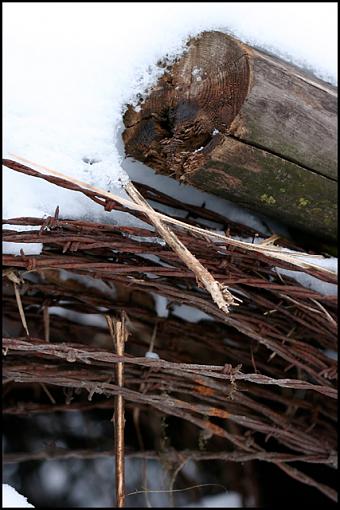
[2,158,338,503]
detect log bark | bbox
[122,31,337,242]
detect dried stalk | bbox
[125,181,238,313]
[13,283,29,336]
[43,305,50,342]
[109,313,128,508]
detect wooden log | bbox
[122,31,337,242]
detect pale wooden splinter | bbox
[125,181,240,313]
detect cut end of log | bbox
[123,31,250,179]
[122,31,337,243]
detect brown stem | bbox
[110,313,129,508]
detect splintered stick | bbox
[124,181,239,313]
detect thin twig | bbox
[43,305,50,342]
[132,324,158,508]
[40,383,56,404]
[169,456,189,507]
[13,283,29,336]
[109,313,129,508]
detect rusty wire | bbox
[2,158,338,502]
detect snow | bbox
[58,270,117,299]
[184,490,241,507]
[276,267,337,296]
[295,255,338,273]
[3,2,337,238]
[145,351,160,360]
[279,271,337,295]
[151,293,169,318]
[172,304,214,323]
[275,253,338,295]
[192,67,204,82]
[2,485,34,508]
[324,350,337,361]
[2,224,43,256]
[38,463,68,495]
[48,307,108,329]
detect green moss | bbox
[260,193,276,205]
[198,150,337,241]
[297,197,310,207]
[319,244,338,257]
[245,119,336,180]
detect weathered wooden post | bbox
[123,31,337,242]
